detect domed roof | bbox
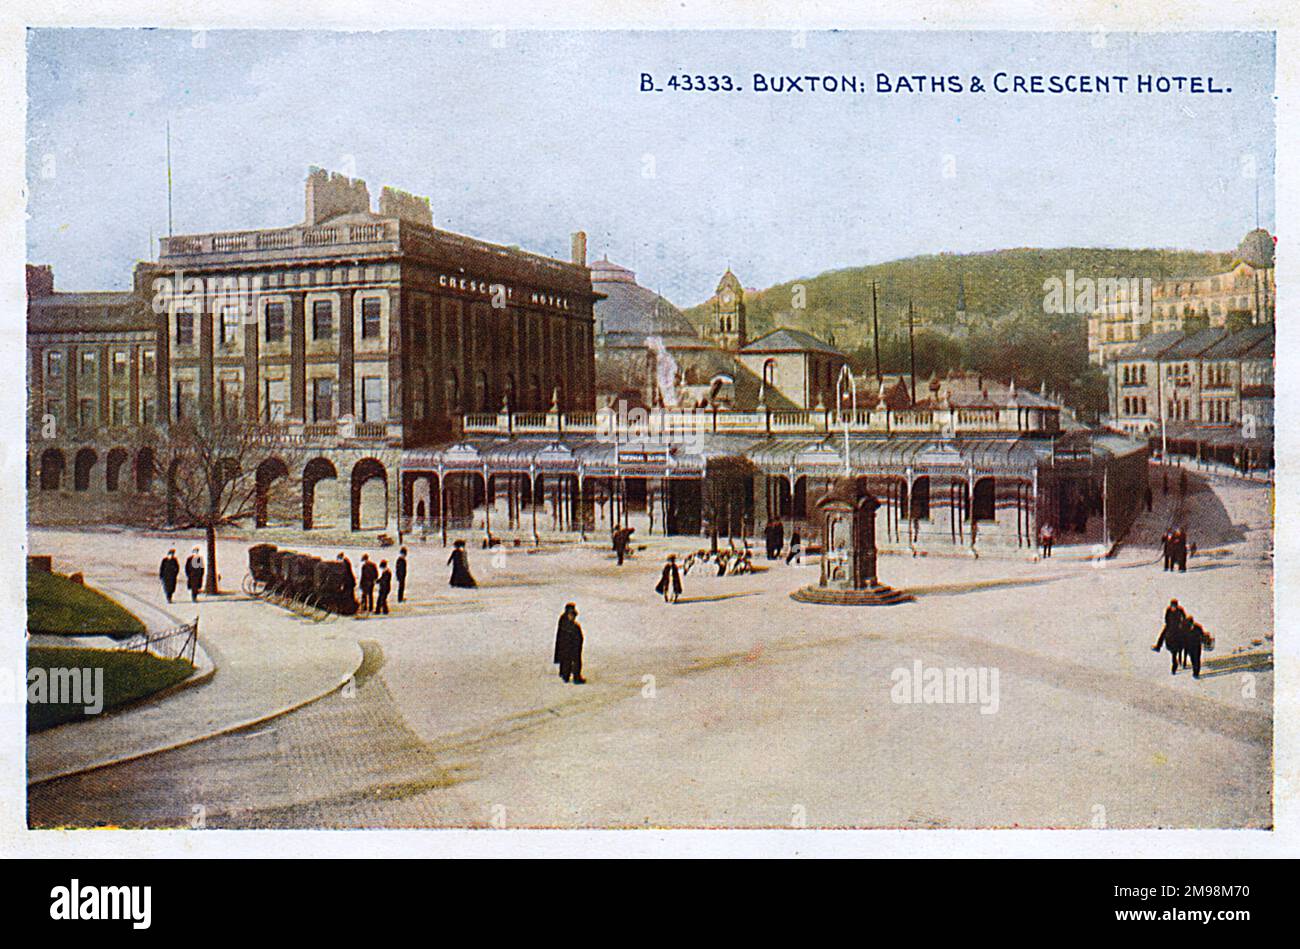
[592,257,710,348]
[1237,228,1275,269]
[589,256,639,285]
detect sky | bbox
[26,29,1276,303]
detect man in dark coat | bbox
[358,554,378,612]
[184,547,204,602]
[786,529,803,564]
[375,560,392,615]
[159,548,180,602]
[553,602,585,684]
[655,554,682,603]
[613,526,629,566]
[1160,529,1174,571]
[395,547,408,603]
[448,540,477,588]
[1172,528,1188,572]
[1154,598,1186,654]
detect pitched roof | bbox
[740,327,845,356]
[1159,327,1230,360]
[1201,324,1274,360]
[1119,330,1185,359]
[27,291,151,334]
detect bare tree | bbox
[138,415,296,594]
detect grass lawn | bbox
[27,568,147,638]
[27,645,195,732]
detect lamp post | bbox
[836,364,857,476]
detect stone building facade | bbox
[29,168,600,535]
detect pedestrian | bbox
[337,552,357,604]
[786,529,802,565]
[448,539,477,588]
[613,526,629,566]
[553,602,586,684]
[159,548,179,603]
[1173,528,1188,572]
[1038,522,1055,559]
[1153,598,1187,675]
[184,547,204,602]
[395,547,408,603]
[655,554,682,604]
[359,553,378,612]
[1162,469,1169,495]
[1144,485,1153,512]
[1179,469,1188,497]
[376,560,392,615]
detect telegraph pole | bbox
[871,280,882,387]
[907,297,917,403]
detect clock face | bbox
[722,293,733,304]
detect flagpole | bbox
[166,121,174,238]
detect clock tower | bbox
[712,268,747,351]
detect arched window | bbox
[910,476,930,520]
[74,448,98,491]
[40,449,64,491]
[972,477,996,523]
[105,448,129,492]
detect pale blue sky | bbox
[27,29,1275,302]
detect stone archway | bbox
[303,457,339,530]
[255,457,290,528]
[39,448,65,491]
[351,458,388,531]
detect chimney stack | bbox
[571,231,587,267]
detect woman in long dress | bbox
[655,554,682,604]
[448,540,477,588]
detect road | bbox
[28,470,1273,829]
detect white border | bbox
[1,0,1294,859]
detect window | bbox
[141,350,156,375]
[312,300,334,341]
[111,398,127,426]
[174,382,192,420]
[45,399,59,423]
[312,377,335,422]
[362,377,383,423]
[81,351,96,376]
[220,378,241,420]
[265,302,286,343]
[112,350,128,377]
[46,351,63,378]
[79,398,96,428]
[361,298,381,340]
[264,379,287,421]
[176,312,194,346]
[220,307,241,346]
[141,397,155,425]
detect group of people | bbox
[158,547,205,602]
[336,548,408,614]
[761,518,804,564]
[1153,598,1213,678]
[1161,527,1191,572]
